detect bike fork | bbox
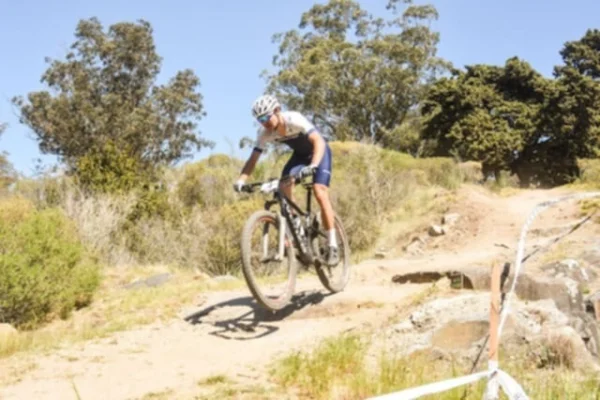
[277,212,286,260]
[259,212,286,262]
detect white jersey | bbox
[254,111,318,155]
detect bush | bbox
[328,142,464,252]
[7,142,466,276]
[203,197,264,275]
[576,158,600,187]
[0,197,101,329]
[176,154,243,209]
[74,140,153,195]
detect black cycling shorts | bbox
[282,143,332,187]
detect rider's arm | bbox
[308,131,326,168]
[238,130,268,182]
[238,148,262,181]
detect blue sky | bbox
[1,0,598,176]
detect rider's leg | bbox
[280,178,295,203]
[280,153,299,205]
[314,183,336,237]
[313,144,339,266]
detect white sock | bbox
[328,229,337,247]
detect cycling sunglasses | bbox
[257,113,272,123]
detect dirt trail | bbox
[0,184,594,400]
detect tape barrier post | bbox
[483,262,501,400]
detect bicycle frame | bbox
[263,176,317,265]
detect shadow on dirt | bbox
[183,290,332,340]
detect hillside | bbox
[1,181,599,399]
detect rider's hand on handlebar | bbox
[233,179,246,192]
[296,165,317,179]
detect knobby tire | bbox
[240,210,298,311]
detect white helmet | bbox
[252,94,280,118]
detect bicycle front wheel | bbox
[240,210,298,311]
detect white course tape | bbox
[497,370,530,400]
[365,370,492,400]
[497,191,600,340]
[483,360,499,400]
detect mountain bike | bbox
[238,174,351,312]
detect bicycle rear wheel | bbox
[240,210,298,311]
[312,213,351,292]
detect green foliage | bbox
[272,330,600,400]
[577,158,600,186]
[0,197,101,329]
[176,154,243,209]
[12,17,213,193]
[203,198,264,275]
[421,58,546,180]
[275,333,366,399]
[558,28,600,79]
[12,141,461,276]
[74,140,151,194]
[422,29,600,187]
[264,0,449,146]
[0,123,17,191]
[329,142,462,252]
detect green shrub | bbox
[203,198,264,275]
[576,158,600,187]
[176,154,242,209]
[7,142,466,276]
[0,197,101,329]
[74,140,152,195]
[327,142,464,252]
[458,161,484,183]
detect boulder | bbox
[403,236,426,255]
[428,224,445,237]
[381,293,600,370]
[391,266,494,290]
[541,259,597,284]
[391,264,600,361]
[442,213,461,226]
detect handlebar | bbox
[240,174,313,193]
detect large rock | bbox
[392,263,600,360]
[403,236,427,255]
[442,213,461,226]
[507,274,585,315]
[428,224,445,237]
[391,266,491,290]
[393,265,588,314]
[541,259,597,285]
[380,293,600,371]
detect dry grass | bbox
[8,141,472,275]
[367,186,457,259]
[268,329,600,400]
[139,389,176,400]
[537,333,577,369]
[60,188,138,266]
[0,266,245,360]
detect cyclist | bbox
[233,94,339,266]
